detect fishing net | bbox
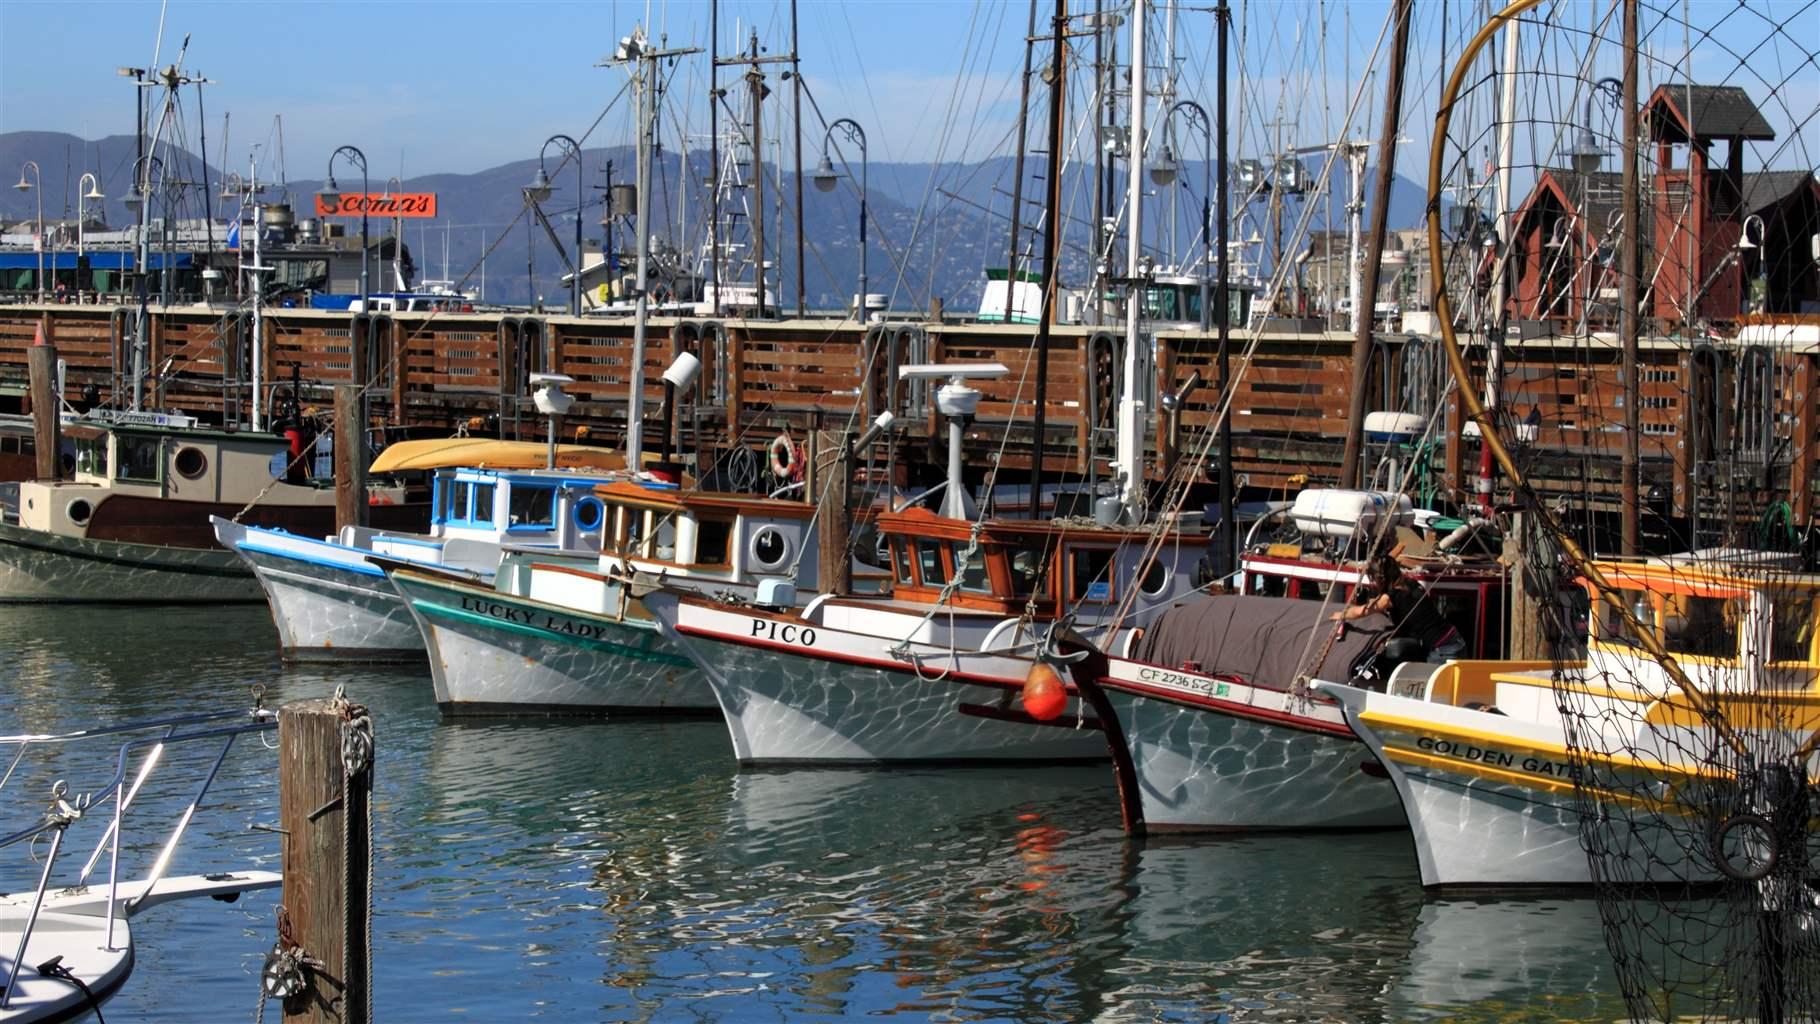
[1427,0,1820,1018]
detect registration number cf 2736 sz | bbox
[750,618,818,647]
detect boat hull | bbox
[215,519,424,661]
[1098,660,1405,830]
[390,568,714,716]
[0,520,259,603]
[648,592,1107,765]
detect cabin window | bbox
[953,543,991,594]
[695,518,733,567]
[449,481,473,524]
[470,484,497,525]
[116,435,162,482]
[621,508,649,554]
[1594,590,1653,648]
[893,541,915,585]
[1071,548,1115,602]
[653,516,678,561]
[1007,545,1047,599]
[74,436,108,477]
[1659,594,1741,660]
[1771,596,1816,663]
[1246,573,1287,598]
[508,485,556,530]
[1291,578,1330,601]
[916,542,947,587]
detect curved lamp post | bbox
[1572,77,1623,174]
[76,174,104,295]
[812,118,867,318]
[529,134,584,316]
[1151,100,1214,330]
[320,145,370,313]
[13,162,44,300]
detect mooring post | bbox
[27,316,60,482]
[814,428,853,596]
[333,384,367,532]
[276,695,373,1024]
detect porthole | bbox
[1140,562,1170,597]
[174,446,208,479]
[66,499,93,526]
[572,496,605,532]
[751,526,790,570]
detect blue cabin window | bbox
[469,483,497,526]
[508,485,557,531]
[449,480,473,524]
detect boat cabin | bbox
[588,479,819,583]
[873,506,1203,620]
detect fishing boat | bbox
[0,702,280,1022]
[1066,489,1513,832]
[0,410,417,603]
[1319,553,1820,888]
[211,436,625,661]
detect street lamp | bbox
[1572,77,1623,175]
[532,134,584,316]
[813,118,867,318]
[1154,101,1214,330]
[14,161,44,300]
[321,145,369,313]
[77,174,104,297]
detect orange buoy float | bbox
[1021,661,1067,722]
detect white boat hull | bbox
[0,521,258,603]
[1098,659,1404,830]
[390,568,714,715]
[223,529,423,661]
[649,592,1107,765]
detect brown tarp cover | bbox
[1133,594,1393,685]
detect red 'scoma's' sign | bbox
[314,193,438,218]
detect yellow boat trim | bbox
[1359,709,1733,781]
[1379,746,1684,817]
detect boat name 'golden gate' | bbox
[1413,735,1579,780]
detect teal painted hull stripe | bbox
[408,597,692,668]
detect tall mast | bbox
[1215,0,1235,571]
[707,1,720,316]
[790,0,805,317]
[1619,0,1640,554]
[1027,0,1068,507]
[1115,0,1147,522]
[748,31,767,317]
[1004,0,1039,323]
[1337,0,1413,491]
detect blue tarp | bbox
[0,253,194,270]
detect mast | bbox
[1091,0,1106,323]
[1027,0,1068,509]
[1482,14,1521,517]
[1115,0,1147,522]
[747,31,767,317]
[1619,0,1640,554]
[790,0,805,317]
[1215,0,1235,571]
[708,0,720,316]
[1337,0,1413,490]
[1005,0,1039,323]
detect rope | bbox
[35,957,104,1024]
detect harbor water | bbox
[1,604,1630,1022]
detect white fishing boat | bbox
[0,704,281,1022]
[386,479,832,715]
[213,436,625,661]
[1318,556,1820,888]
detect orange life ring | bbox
[768,434,803,481]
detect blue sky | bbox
[2,1,1814,201]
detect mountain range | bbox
[1,129,1434,309]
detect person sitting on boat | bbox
[1330,554,1465,663]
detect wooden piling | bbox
[277,697,373,1024]
[27,317,59,481]
[1503,512,1550,660]
[333,384,367,532]
[815,428,854,596]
